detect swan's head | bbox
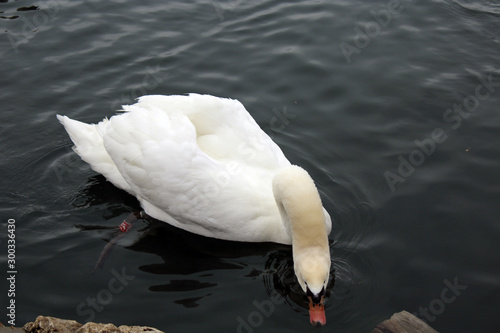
[294,247,330,326]
[294,247,330,297]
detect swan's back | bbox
[131,94,289,169]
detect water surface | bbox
[1,1,500,332]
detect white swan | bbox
[57,94,332,325]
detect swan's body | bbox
[57,94,331,325]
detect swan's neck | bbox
[273,165,330,297]
[272,166,328,251]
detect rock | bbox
[117,326,163,333]
[0,321,25,333]
[24,316,82,332]
[371,310,439,333]
[77,322,119,333]
[23,316,163,333]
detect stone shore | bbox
[1,310,438,333]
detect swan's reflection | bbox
[73,175,345,314]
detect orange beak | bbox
[308,296,326,326]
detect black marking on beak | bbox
[306,286,325,304]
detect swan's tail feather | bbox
[56,115,133,193]
[57,115,103,157]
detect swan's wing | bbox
[103,105,212,210]
[130,94,291,171]
[103,103,288,242]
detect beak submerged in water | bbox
[307,288,326,326]
[308,296,326,326]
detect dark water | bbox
[1,0,500,332]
